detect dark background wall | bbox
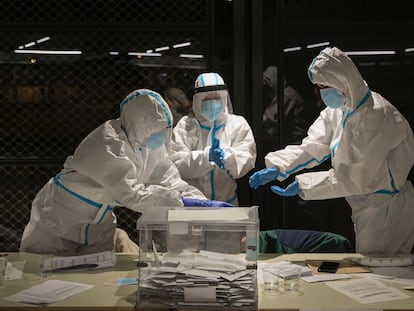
[1,0,413,251]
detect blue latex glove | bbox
[182,197,234,208]
[270,180,301,197]
[249,166,280,189]
[209,138,225,169]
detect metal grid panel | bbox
[0,0,211,251]
[0,0,206,24]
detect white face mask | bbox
[320,88,346,109]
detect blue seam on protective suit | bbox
[200,124,210,131]
[213,73,219,84]
[342,90,371,128]
[54,173,103,209]
[331,140,339,158]
[330,90,372,159]
[374,167,400,195]
[119,90,172,127]
[199,75,206,87]
[279,154,331,179]
[97,205,114,224]
[227,193,237,203]
[54,173,115,246]
[211,120,217,144]
[225,169,234,180]
[200,123,224,131]
[200,119,226,201]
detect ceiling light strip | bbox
[14,49,82,55]
[345,51,396,56]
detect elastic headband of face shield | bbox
[194,84,228,94]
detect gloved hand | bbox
[209,138,225,169]
[182,197,234,208]
[271,180,301,197]
[249,166,280,189]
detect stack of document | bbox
[43,251,116,272]
[138,250,256,308]
[260,261,313,278]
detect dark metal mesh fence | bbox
[0,0,211,250]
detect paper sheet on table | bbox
[5,261,26,280]
[324,278,410,304]
[43,250,116,272]
[168,209,249,221]
[301,273,351,283]
[386,278,414,290]
[4,280,93,304]
[348,266,414,289]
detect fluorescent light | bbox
[173,42,191,48]
[18,45,24,49]
[155,46,170,52]
[109,51,119,55]
[128,52,162,57]
[24,42,36,48]
[306,42,330,49]
[283,46,302,52]
[179,54,203,59]
[404,48,414,53]
[14,49,82,55]
[146,49,153,53]
[345,50,396,56]
[36,36,50,43]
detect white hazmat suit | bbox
[171,73,256,205]
[265,47,414,254]
[20,89,206,254]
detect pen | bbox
[51,263,98,273]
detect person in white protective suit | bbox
[171,72,256,206]
[20,89,213,255]
[249,47,414,254]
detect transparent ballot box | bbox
[136,206,259,309]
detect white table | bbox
[1,252,413,310]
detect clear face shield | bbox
[194,89,229,124]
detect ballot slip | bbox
[138,250,257,309]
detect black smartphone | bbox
[318,261,340,273]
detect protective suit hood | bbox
[120,89,173,145]
[308,47,369,110]
[193,72,232,126]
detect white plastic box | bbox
[136,206,259,310]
